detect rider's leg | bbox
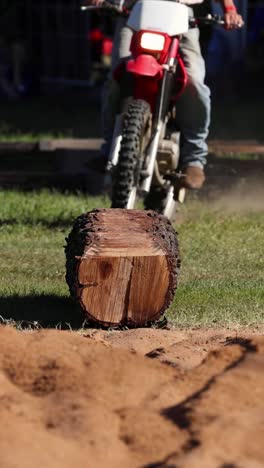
[176,26,211,188]
[101,18,132,155]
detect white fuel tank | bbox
[127,0,189,36]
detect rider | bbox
[90,0,244,189]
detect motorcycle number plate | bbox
[128,0,189,36]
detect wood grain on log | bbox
[65,209,180,327]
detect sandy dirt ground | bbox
[0,325,263,468]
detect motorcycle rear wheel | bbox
[111,99,151,209]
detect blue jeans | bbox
[102,14,211,169]
[177,27,211,168]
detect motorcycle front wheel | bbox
[111,99,151,209]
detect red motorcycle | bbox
[82,1,225,220]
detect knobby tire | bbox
[111,99,151,209]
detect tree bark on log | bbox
[65,209,180,327]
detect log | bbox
[65,209,180,327]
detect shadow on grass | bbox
[0,89,101,138]
[0,173,106,195]
[0,294,91,330]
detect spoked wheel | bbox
[144,183,178,222]
[111,99,151,209]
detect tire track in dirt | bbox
[160,339,259,467]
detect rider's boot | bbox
[181,165,205,189]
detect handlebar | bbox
[189,14,225,27]
[80,2,235,27]
[81,1,124,14]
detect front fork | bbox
[106,115,122,172]
[141,66,175,192]
[105,96,132,173]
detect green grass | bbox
[0,190,110,226]
[210,153,264,161]
[0,119,70,142]
[0,189,263,328]
[168,201,264,326]
[0,190,110,328]
[0,91,101,142]
[1,88,263,143]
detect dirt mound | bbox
[0,326,263,467]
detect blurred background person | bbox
[0,1,28,99]
[0,33,27,99]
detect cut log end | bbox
[65,209,180,327]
